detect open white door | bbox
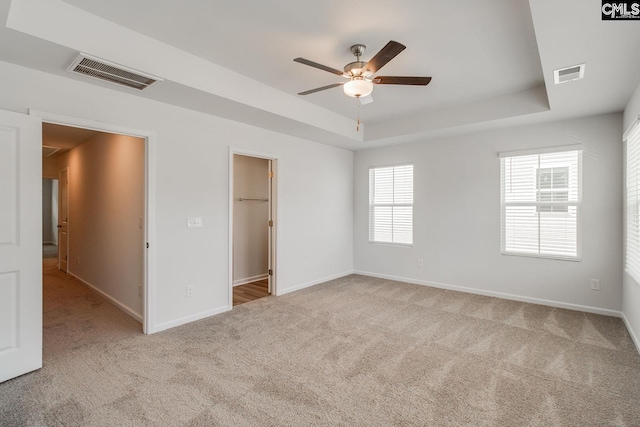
[0,109,42,382]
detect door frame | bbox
[228,147,279,309]
[30,110,158,334]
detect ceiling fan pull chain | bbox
[357,101,361,132]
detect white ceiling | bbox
[1,0,640,150]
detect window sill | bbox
[369,241,413,248]
[501,251,581,262]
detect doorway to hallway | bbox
[41,121,146,333]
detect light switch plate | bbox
[187,217,203,228]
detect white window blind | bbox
[369,164,413,245]
[500,148,582,260]
[625,119,640,283]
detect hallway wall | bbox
[42,179,53,243]
[58,133,145,320]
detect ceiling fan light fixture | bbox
[294,41,431,98]
[343,78,373,98]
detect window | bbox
[626,120,640,283]
[500,148,582,260]
[369,164,413,245]
[536,167,569,212]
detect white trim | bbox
[154,306,229,333]
[228,153,234,310]
[621,311,640,354]
[231,147,281,161]
[228,147,280,309]
[144,134,157,334]
[277,271,353,296]
[233,274,268,287]
[498,144,583,158]
[500,251,581,262]
[30,109,152,138]
[353,270,623,318]
[623,114,640,141]
[29,109,157,334]
[367,161,414,170]
[69,272,143,323]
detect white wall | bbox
[233,155,269,285]
[623,81,640,350]
[58,133,145,319]
[355,113,623,314]
[0,60,353,332]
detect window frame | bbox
[500,146,582,261]
[368,163,414,246]
[625,118,640,283]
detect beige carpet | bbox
[1,259,639,426]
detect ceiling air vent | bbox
[42,145,60,157]
[67,53,162,91]
[553,63,585,85]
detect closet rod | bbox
[238,198,268,202]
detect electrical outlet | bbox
[187,285,194,297]
[590,279,600,291]
[77,256,80,265]
[417,259,424,268]
[138,284,143,298]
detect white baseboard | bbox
[153,305,230,333]
[69,272,143,323]
[233,274,268,287]
[621,312,640,354]
[353,270,623,318]
[277,270,354,296]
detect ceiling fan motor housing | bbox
[344,61,368,77]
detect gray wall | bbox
[41,178,58,244]
[0,60,354,332]
[42,179,52,243]
[58,133,145,319]
[354,113,623,314]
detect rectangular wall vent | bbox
[67,53,162,91]
[554,63,585,84]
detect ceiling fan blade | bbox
[298,83,344,95]
[293,58,345,76]
[373,76,432,86]
[363,41,406,75]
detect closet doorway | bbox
[230,152,277,306]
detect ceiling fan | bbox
[294,41,432,100]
